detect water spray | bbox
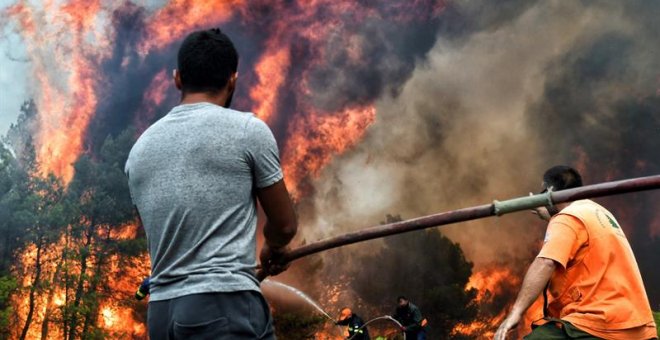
[257,174,660,280]
[346,315,406,340]
[261,279,344,336]
[262,280,335,321]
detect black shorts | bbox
[148,290,275,340]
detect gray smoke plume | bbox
[298,0,660,308]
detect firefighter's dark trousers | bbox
[523,321,600,339]
[147,290,275,340]
[405,330,426,340]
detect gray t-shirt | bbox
[125,102,283,301]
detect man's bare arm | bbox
[257,180,297,248]
[494,257,556,340]
[256,180,298,276]
[511,257,556,316]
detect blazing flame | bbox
[6,1,109,184]
[467,266,522,302]
[283,105,377,199]
[11,224,149,339]
[137,0,242,55]
[250,45,291,124]
[451,265,544,339]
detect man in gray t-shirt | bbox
[125,28,297,339]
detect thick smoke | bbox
[527,1,660,305]
[300,0,660,309]
[86,3,155,151]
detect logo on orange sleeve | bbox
[595,209,625,237]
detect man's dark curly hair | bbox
[542,165,583,192]
[177,28,239,94]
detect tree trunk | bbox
[40,295,50,340]
[81,226,112,339]
[41,248,65,340]
[63,227,70,340]
[80,261,102,339]
[67,225,94,340]
[19,238,43,340]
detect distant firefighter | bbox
[336,307,370,340]
[495,165,657,340]
[392,296,427,340]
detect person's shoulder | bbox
[550,207,585,228]
[558,200,593,216]
[127,119,160,155]
[219,108,268,134]
[127,104,189,151]
[241,111,268,126]
[242,113,275,138]
[136,106,182,136]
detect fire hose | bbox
[256,174,660,281]
[135,175,660,303]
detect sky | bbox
[0,0,29,136]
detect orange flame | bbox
[13,236,67,339]
[138,0,243,55]
[467,266,521,302]
[7,0,107,184]
[250,45,291,123]
[8,0,386,196]
[100,252,150,338]
[11,224,149,339]
[452,266,545,339]
[283,105,377,199]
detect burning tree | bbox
[1,103,73,340]
[0,140,22,339]
[0,104,148,339]
[60,130,139,340]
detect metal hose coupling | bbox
[493,190,554,216]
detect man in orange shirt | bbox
[494,165,657,340]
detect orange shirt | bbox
[537,200,657,340]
